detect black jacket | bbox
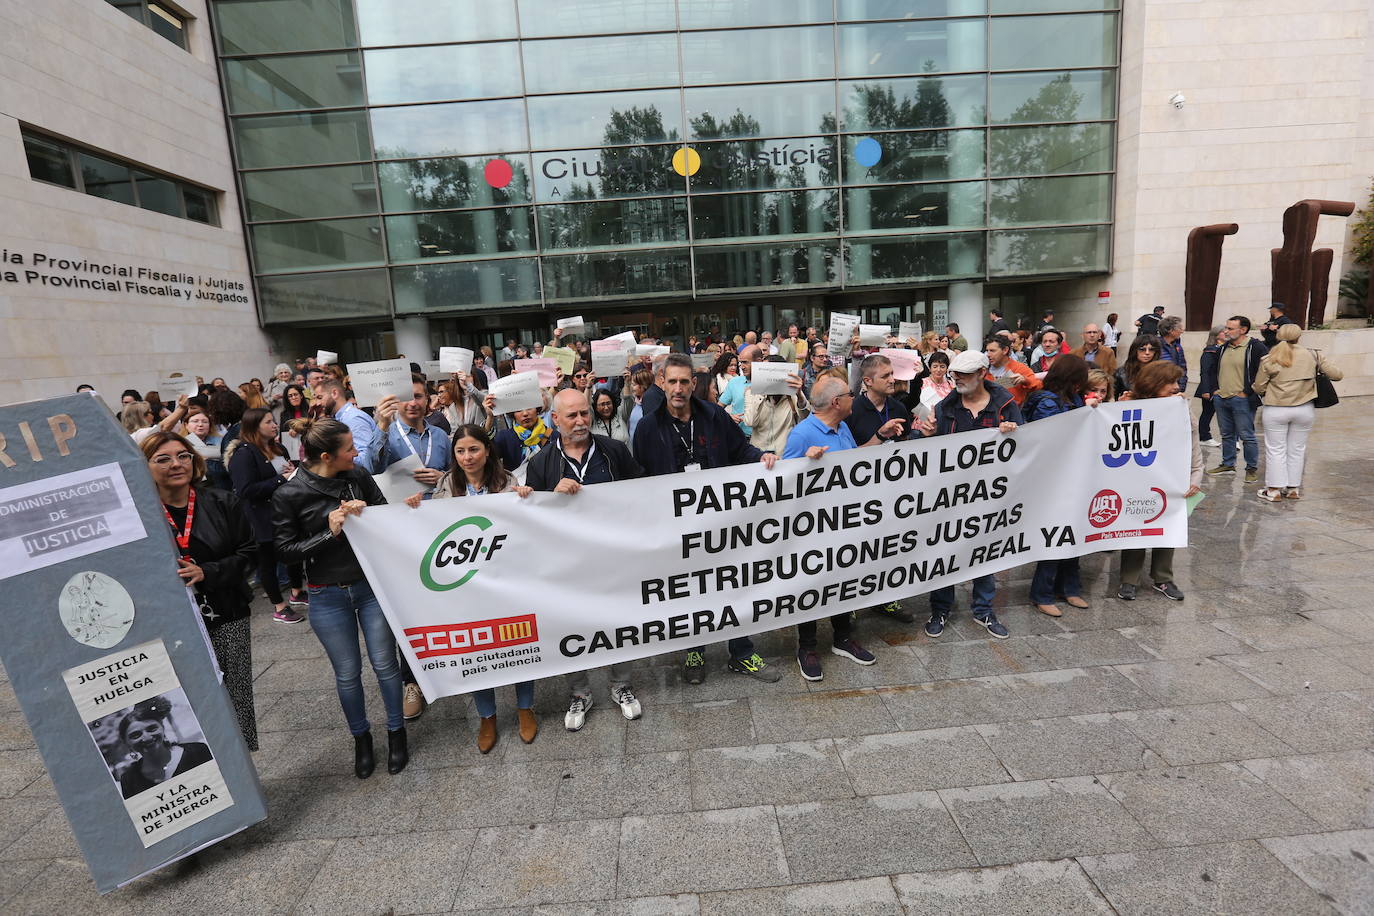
[227,440,288,542]
[525,433,643,490]
[633,395,761,475]
[1194,344,1221,400]
[845,392,913,445]
[169,487,256,631]
[926,380,1024,436]
[1261,314,1293,349]
[272,467,386,586]
[988,318,1011,338]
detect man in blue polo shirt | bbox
[781,374,893,682]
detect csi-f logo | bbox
[420,516,507,591]
[1102,408,1157,467]
[1088,489,1122,528]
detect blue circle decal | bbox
[854,137,882,168]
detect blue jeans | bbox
[307,580,404,735]
[930,574,997,619]
[473,681,534,718]
[1029,558,1082,605]
[1215,395,1258,469]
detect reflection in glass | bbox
[989,70,1115,124]
[523,34,678,93]
[532,145,683,203]
[393,258,542,311]
[215,0,357,54]
[841,130,984,184]
[688,83,834,140]
[988,174,1111,226]
[989,13,1118,70]
[992,0,1115,10]
[679,0,833,28]
[355,0,518,46]
[365,45,522,105]
[385,208,536,261]
[837,0,986,19]
[844,233,984,283]
[258,268,393,324]
[989,123,1113,176]
[77,153,135,205]
[681,27,834,84]
[250,217,385,273]
[244,165,379,221]
[23,134,76,188]
[842,75,986,130]
[843,182,984,233]
[839,20,986,76]
[537,198,688,250]
[223,53,363,114]
[988,225,1109,275]
[133,171,182,217]
[371,100,527,158]
[528,91,682,150]
[690,137,837,192]
[694,241,839,291]
[542,249,692,300]
[233,110,371,168]
[379,156,532,211]
[183,188,216,224]
[517,0,674,38]
[691,190,838,242]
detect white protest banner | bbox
[347,399,1191,699]
[749,361,799,396]
[879,348,922,381]
[156,372,197,403]
[827,312,860,357]
[347,358,412,408]
[543,346,578,375]
[440,347,474,375]
[933,302,949,330]
[635,344,670,358]
[605,330,637,346]
[591,340,631,377]
[373,454,424,505]
[421,360,443,380]
[489,371,543,414]
[316,349,337,366]
[691,353,716,371]
[858,324,889,347]
[557,316,586,335]
[899,321,923,343]
[513,357,558,387]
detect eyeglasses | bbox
[151,452,195,466]
[574,373,588,379]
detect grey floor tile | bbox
[409,761,564,832]
[1300,608,1374,642]
[1078,840,1334,916]
[457,819,621,910]
[0,749,46,798]
[1000,666,1155,718]
[975,714,1157,780]
[1114,657,1273,705]
[1102,763,1323,846]
[1112,701,1293,766]
[799,644,936,690]
[554,752,692,820]
[911,638,1054,681]
[1116,622,1250,660]
[295,829,477,915]
[1242,751,1374,830]
[690,740,852,810]
[0,859,46,911]
[835,727,1010,796]
[1219,648,1374,694]
[776,791,976,883]
[618,806,788,897]
[0,798,56,858]
[877,677,1027,731]
[1211,616,1348,652]
[622,700,755,755]
[1319,641,1374,677]
[506,705,628,763]
[1260,829,1374,916]
[893,859,1113,915]
[1230,692,1374,754]
[698,876,901,915]
[0,804,79,861]
[749,689,897,743]
[1027,631,1154,668]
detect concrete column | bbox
[393,315,432,360]
[948,281,984,342]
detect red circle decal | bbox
[1088,489,1121,528]
[484,159,513,189]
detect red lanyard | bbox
[162,488,196,559]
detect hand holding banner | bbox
[878,348,921,381]
[749,361,800,396]
[827,313,860,357]
[557,316,586,335]
[347,358,413,408]
[899,321,923,343]
[543,346,578,375]
[157,372,197,403]
[591,340,632,377]
[316,349,337,366]
[513,358,558,387]
[858,324,889,347]
[440,347,473,375]
[490,371,543,413]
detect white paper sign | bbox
[749,362,799,396]
[591,340,632,377]
[439,347,474,375]
[157,372,197,403]
[827,313,860,356]
[605,330,637,347]
[316,350,337,366]
[557,316,586,335]
[513,358,558,387]
[899,321,923,343]
[185,433,220,461]
[490,372,544,414]
[933,302,949,330]
[347,358,413,408]
[858,324,890,347]
[420,360,443,380]
[879,348,922,381]
[691,353,716,370]
[373,454,424,505]
[635,344,667,358]
[0,462,147,580]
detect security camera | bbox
[1169,93,1186,109]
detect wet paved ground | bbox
[2,400,1372,914]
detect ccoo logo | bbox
[420,516,507,592]
[1102,408,1158,468]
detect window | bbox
[106,0,189,50]
[21,129,219,225]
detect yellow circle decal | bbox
[672,147,701,177]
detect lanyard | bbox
[161,489,196,560]
[557,441,598,483]
[398,423,435,466]
[673,418,695,461]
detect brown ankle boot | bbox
[477,715,497,754]
[517,708,538,744]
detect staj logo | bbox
[420,515,507,592]
[1102,408,1157,468]
[405,614,539,659]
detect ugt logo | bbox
[1102,408,1157,468]
[420,516,507,592]
[1087,489,1122,528]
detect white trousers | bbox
[1262,403,1315,488]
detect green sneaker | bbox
[1205,465,1235,476]
[683,650,706,685]
[1244,468,1259,483]
[873,601,915,624]
[727,653,781,683]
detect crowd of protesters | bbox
[88,299,1340,778]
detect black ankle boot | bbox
[354,731,375,779]
[387,726,409,775]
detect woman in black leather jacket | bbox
[271,417,409,779]
[228,407,306,624]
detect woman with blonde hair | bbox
[238,382,268,411]
[1253,323,1342,501]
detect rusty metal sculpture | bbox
[1183,223,1238,331]
[1271,199,1355,328]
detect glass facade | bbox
[211,0,1118,325]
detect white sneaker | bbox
[1200,439,1220,448]
[565,695,592,731]
[611,685,642,721]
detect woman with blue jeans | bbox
[272,417,409,779]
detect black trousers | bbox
[798,613,853,650]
